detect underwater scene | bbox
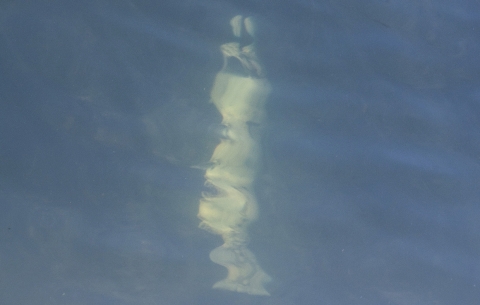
[1,0,479,304]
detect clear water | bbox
[1,0,479,304]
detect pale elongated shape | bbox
[198,15,271,296]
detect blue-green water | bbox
[1,0,479,304]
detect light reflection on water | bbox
[1,0,479,304]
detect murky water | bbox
[1,0,479,304]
